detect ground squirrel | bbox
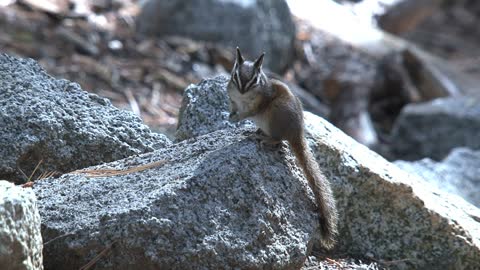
[227,48,339,249]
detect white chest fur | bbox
[227,82,271,135]
[228,86,257,114]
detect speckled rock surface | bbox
[176,76,244,141]
[34,129,318,270]
[0,54,170,183]
[390,96,480,161]
[176,76,480,269]
[395,147,480,208]
[136,0,295,72]
[303,112,480,269]
[302,256,384,270]
[0,181,43,270]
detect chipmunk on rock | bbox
[227,48,339,249]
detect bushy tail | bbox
[289,137,338,249]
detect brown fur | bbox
[227,49,339,249]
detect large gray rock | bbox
[0,54,170,183]
[34,129,318,270]
[304,113,480,269]
[395,147,480,207]
[136,0,296,73]
[175,75,255,141]
[390,96,480,160]
[176,76,480,269]
[0,181,43,270]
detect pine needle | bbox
[79,241,117,270]
[28,159,43,181]
[71,160,167,178]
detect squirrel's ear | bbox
[236,47,244,65]
[253,52,265,69]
